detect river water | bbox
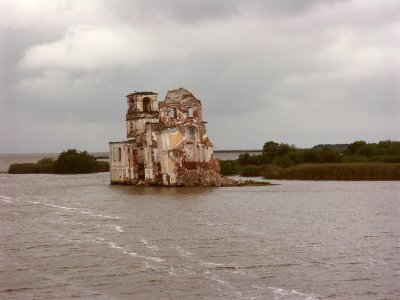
[1,157,400,299]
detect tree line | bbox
[8,149,109,174]
[220,140,400,180]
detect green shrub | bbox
[219,160,241,175]
[272,155,295,168]
[375,154,400,163]
[240,165,264,177]
[260,165,283,179]
[243,180,270,185]
[342,155,368,163]
[54,149,98,174]
[36,157,55,173]
[8,163,38,174]
[238,153,264,166]
[95,161,110,172]
[8,150,110,174]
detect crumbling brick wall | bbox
[110,88,220,186]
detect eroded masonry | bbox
[109,88,227,186]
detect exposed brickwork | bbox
[109,88,237,186]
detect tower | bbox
[125,92,159,139]
[124,92,160,181]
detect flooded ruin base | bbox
[109,88,235,187]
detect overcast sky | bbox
[1,0,399,153]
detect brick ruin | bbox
[109,88,235,186]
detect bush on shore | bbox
[8,149,109,174]
[95,161,110,172]
[240,165,264,177]
[219,159,241,175]
[37,157,55,173]
[8,163,39,174]
[55,149,97,174]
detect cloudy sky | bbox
[1,0,399,153]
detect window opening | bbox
[168,108,176,118]
[143,97,151,112]
[188,107,193,117]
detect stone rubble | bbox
[177,168,242,187]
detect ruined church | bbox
[109,88,221,186]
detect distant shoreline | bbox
[214,150,262,153]
[0,150,262,156]
[0,152,107,156]
[0,151,249,173]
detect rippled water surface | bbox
[1,172,399,299]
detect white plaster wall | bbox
[205,147,212,162]
[156,128,182,185]
[126,120,134,136]
[136,120,145,135]
[199,145,205,162]
[151,97,158,111]
[143,125,154,179]
[109,143,131,183]
[184,144,195,161]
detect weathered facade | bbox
[109,88,220,186]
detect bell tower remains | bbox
[125,92,159,140]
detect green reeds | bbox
[262,163,400,180]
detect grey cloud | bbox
[239,0,349,17]
[1,0,399,153]
[116,0,239,23]
[107,0,349,24]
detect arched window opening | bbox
[118,147,122,162]
[143,97,151,112]
[168,108,176,119]
[188,107,193,118]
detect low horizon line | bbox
[0,149,263,156]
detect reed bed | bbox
[262,163,400,180]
